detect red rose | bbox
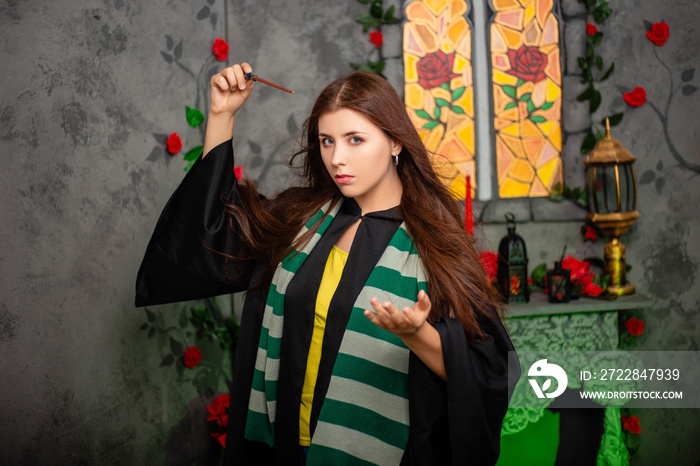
[646,21,669,46]
[166,132,182,155]
[561,255,592,284]
[206,393,230,427]
[586,23,598,36]
[625,317,646,336]
[621,414,641,434]
[212,38,229,61]
[211,431,226,447]
[623,86,646,107]
[582,282,604,297]
[416,50,460,90]
[183,346,202,368]
[369,31,383,48]
[234,165,243,181]
[506,45,548,83]
[479,251,498,283]
[584,226,598,242]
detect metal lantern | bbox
[583,119,640,295]
[497,213,529,304]
[547,261,571,303]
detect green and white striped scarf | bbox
[244,200,428,465]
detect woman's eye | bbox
[321,138,333,147]
[349,136,363,144]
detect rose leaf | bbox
[433,106,441,119]
[415,109,431,120]
[434,98,449,107]
[504,102,517,110]
[502,85,516,98]
[601,62,615,81]
[196,6,210,20]
[423,121,440,130]
[540,102,553,110]
[160,51,173,64]
[526,101,535,114]
[518,92,531,102]
[682,85,698,96]
[530,115,546,123]
[160,354,175,367]
[184,146,203,162]
[170,337,184,356]
[452,87,465,100]
[186,106,205,128]
[681,68,695,82]
[174,40,183,60]
[451,106,465,115]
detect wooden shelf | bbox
[506,292,653,318]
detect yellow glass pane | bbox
[536,157,561,189]
[456,120,475,154]
[492,0,520,9]
[500,178,531,197]
[450,0,468,20]
[425,0,448,14]
[491,0,562,199]
[493,69,519,86]
[404,0,474,200]
[510,159,535,183]
[405,82,424,109]
[404,54,420,83]
[525,2,535,24]
[501,26,523,48]
[548,123,561,150]
[448,17,468,47]
[546,79,561,101]
[406,1,436,26]
[536,0,553,27]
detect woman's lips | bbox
[335,175,354,184]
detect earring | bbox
[392,154,399,166]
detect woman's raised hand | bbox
[203,63,254,156]
[209,63,255,117]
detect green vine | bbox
[350,0,401,76]
[576,0,622,154]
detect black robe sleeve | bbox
[403,315,517,466]
[135,139,252,307]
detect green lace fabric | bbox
[502,311,629,465]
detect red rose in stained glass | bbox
[416,50,460,90]
[506,45,548,83]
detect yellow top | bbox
[299,245,349,446]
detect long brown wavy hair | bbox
[225,72,502,339]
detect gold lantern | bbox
[583,120,640,295]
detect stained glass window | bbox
[403,0,563,200]
[404,0,475,200]
[491,0,562,198]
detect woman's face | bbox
[318,108,403,214]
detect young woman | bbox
[136,63,516,465]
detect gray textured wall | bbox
[0,0,698,465]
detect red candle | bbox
[466,175,473,235]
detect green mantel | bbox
[507,292,654,318]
